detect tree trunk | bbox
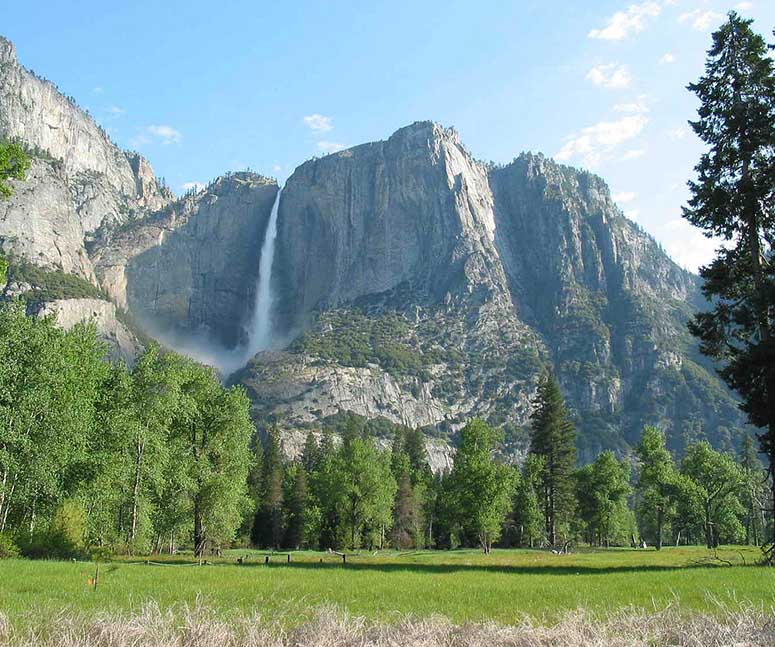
[194,497,205,558]
[128,439,144,546]
[656,507,663,550]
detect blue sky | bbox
[4,0,774,270]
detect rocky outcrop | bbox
[0,35,171,283]
[92,174,278,348]
[0,158,95,279]
[32,298,140,363]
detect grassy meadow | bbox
[1,546,773,629]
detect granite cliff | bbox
[0,35,746,462]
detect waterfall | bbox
[247,186,281,354]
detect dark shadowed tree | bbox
[529,372,577,546]
[682,12,775,554]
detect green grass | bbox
[0,546,773,626]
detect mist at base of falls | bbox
[137,187,283,378]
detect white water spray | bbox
[247,186,281,353]
[135,186,282,377]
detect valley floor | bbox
[0,547,772,632]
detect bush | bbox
[18,500,88,560]
[0,532,20,558]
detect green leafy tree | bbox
[740,435,767,545]
[680,441,745,548]
[0,142,30,198]
[682,12,775,550]
[635,426,679,549]
[576,451,633,547]
[446,419,515,553]
[529,373,577,546]
[512,454,546,548]
[171,363,252,557]
[339,435,396,549]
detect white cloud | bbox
[303,114,334,133]
[106,106,124,115]
[272,164,282,173]
[625,209,640,221]
[92,86,104,95]
[555,114,648,167]
[317,141,347,154]
[129,125,183,148]
[661,218,720,271]
[613,191,637,203]
[659,52,675,64]
[147,124,182,145]
[620,148,646,160]
[182,181,205,192]
[613,97,650,113]
[735,2,753,11]
[678,10,723,31]
[586,63,632,89]
[588,2,661,40]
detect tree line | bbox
[0,298,768,559]
[247,372,771,553]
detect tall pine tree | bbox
[529,372,577,546]
[683,12,775,556]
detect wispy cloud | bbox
[613,191,637,203]
[678,10,723,31]
[588,2,661,40]
[659,52,675,64]
[129,124,183,148]
[735,2,753,11]
[613,97,650,114]
[317,141,347,154]
[555,114,648,167]
[105,106,124,116]
[620,148,646,160]
[303,114,334,133]
[586,64,632,89]
[625,209,640,221]
[147,125,182,144]
[92,86,104,95]
[662,217,720,271]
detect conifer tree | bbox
[683,12,775,553]
[529,373,577,546]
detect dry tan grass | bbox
[1,603,774,647]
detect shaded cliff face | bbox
[93,174,278,349]
[243,122,744,458]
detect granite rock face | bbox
[242,122,744,458]
[92,174,278,348]
[0,35,171,280]
[32,298,140,364]
[0,29,747,459]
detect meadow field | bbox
[1,546,772,623]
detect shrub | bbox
[18,500,88,560]
[0,532,20,559]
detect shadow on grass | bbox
[119,556,752,576]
